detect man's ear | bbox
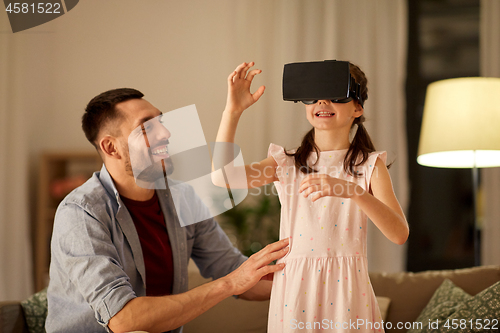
[99,136,121,159]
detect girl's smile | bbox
[314,109,335,117]
[306,99,360,129]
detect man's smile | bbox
[151,145,169,157]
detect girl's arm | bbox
[299,157,409,245]
[353,157,409,245]
[213,62,278,188]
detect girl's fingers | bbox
[242,61,257,79]
[302,185,323,197]
[311,192,323,202]
[227,70,238,84]
[230,62,259,82]
[246,69,262,82]
[300,174,322,185]
[234,62,248,79]
[299,179,321,193]
[252,85,266,101]
[241,62,253,79]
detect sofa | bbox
[184,264,500,333]
[1,264,499,333]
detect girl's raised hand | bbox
[225,62,265,115]
[299,174,365,202]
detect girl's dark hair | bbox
[285,62,376,177]
[82,88,144,148]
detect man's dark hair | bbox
[82,88,144,148]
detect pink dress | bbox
[267,143,386,333]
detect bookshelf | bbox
[34,151,102,291]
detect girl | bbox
[216,61,408,332]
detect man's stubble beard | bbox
[122,141,174,183]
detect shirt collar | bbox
[98,164,121,202]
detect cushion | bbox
[408,279,471,332]
[368,265,500,326]
[408,279,500,333]
[20,288,47,333]
[444,280,500,332]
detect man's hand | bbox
[222,237,289,296]
[109,238,289,333]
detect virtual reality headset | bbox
[282,60,364,107]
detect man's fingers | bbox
[269,246,289,262]
[258,263,285,278]
[252,246,288,271]
[267,237,290,252]
[254,238,289,258]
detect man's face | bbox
[115,98,173,185]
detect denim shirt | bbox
[46,165,247,333]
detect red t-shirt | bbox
[121,192,174,297]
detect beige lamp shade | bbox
[417,77,500,168]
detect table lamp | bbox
[417,77,500,266]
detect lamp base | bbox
[472,165,481,266]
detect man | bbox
[46,88,288,333]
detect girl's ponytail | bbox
[285,128,320,174]
[343,115,376,177]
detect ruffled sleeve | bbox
[268,143,288,167]
[267,143,291,195]
[364,151,388,191]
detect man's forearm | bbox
[108,278,232,333]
